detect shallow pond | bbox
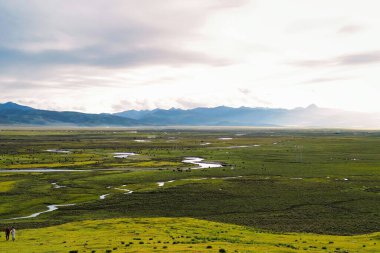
[99,194,110,200]
[113,152,137,158]
[46,149,71,153]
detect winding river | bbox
[3,156,223,220]
[182,157,222,169]
[7,204,76,220]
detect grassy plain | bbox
[1,217,379,253]
[0,128,379,252]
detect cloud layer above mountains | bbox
[1,0,380,113]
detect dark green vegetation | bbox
[0,128,379,235]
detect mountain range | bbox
[0,102,379,128]
[0,102,138,126]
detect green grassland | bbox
[1,217,379,253]
[0,128,379,252]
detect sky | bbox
[1,0,380,113]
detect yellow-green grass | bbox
[0,180,17,192]
[5,161,98,169]
[0,218,378,253]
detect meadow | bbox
[0,128,379,252]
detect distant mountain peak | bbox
[0,101,33,110]
[2,101,22,107]
[3,101,17,105]
[0,101,138,126]
[306,104,318,109]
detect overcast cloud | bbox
[1,0,380,113]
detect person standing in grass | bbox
[5,227,10,241]
[10,227,15,241]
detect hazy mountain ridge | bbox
[115,104,380,128]
[1,102,379,128]
[0,102,139,126]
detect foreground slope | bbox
[1,218,379,253]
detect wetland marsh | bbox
[0,128,379,252]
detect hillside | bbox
[0,102,138,126]
[1,217,378,252]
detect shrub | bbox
[219,249,227,253]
